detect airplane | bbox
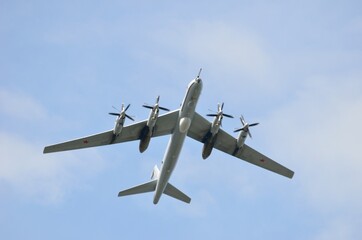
[43,69,294,204]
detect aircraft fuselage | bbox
[153,78,202,204]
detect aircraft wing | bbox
[43,110,180,154]
[188,112,294,179]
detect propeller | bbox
[234,115,259,138]
[142,96,170,112]
[109,104,135,121]
[206,102,234,119]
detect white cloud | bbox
[264,74,362,239]
[0,89,106,204]
[43,19,126,47]
[174,189,218,218]
[154,21,271,80]
[0,88,47,121]
[0,131,105,204]
[192,24,269,79]
[314,218,358,240]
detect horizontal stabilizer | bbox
[164,183,191,204]
[118,180,157,197]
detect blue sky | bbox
[1,0,362,239]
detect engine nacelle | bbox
[113,117,124,136]
[234,116,259,154]
[113,125,122,136]
[139,126,152,153]
[202,132,217,159]
[147,110,158,129]
[236,130,248,149]
[233,130,248,155]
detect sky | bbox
[1,0,362,239]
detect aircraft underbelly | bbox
[153,128,187,203]
[153,78,202,204]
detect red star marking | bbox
[260,159,265,163]
[83,140,89,144]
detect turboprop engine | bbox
[108,103,134,143]
[233,115,259,155]
[139,96,170,153]
[202,103,233,159]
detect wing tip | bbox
[43,147,50,154]
[286,170,295,179]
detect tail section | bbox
[118,165,191,204]
[118,180,157,197]
[164,183,191,203]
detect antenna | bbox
[197,68,202,78]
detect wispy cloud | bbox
[0,89,106,204]
[315,218,359,240]
[0,89,47,121]
[153,21,271,82]
[0,131,106,204]
[264,74,362,238]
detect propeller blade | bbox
[109,113,120,116]
[234,128,242,133]
[248,131,252,139]
[223,113,234,118]
[159,106,170,111]
[125,104,131,111]
[112,106,120,112]
[208,102,233,120]
[142,105,154,110]
[236,115,259,138]
[126,114,134,121]
[156,95,160,104]
[240,116,246,126]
